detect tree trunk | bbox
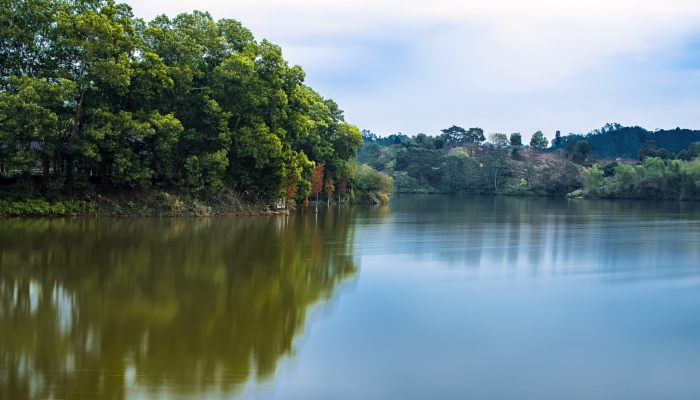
[64,155,73,195]
[42,155,49,193]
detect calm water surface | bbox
[2,195,700,399]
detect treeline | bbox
[358,127,582,196]
[580,141,700,201]
[550,123,700,160]
[359,122,700,200]
[0,0,375,206]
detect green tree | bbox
[530,130,549,151]
[354,164,393,204]
[573,141,590,164]
[509,133,523,147]
[611,163,636,194]
[466,127,486,144]
[0,77,76,187]
[489,133,509,148]
[638,140,657,160]
[689,142,700,159]
[677,150,691,161]
[440,125,468,147]
[510,133,523,159]
[583,164,604,196]
[565,139,576,159]
[442,148,480,193]
[484,150,511,192]
[656,148,670,160]
[440,125,485,146]
[0,1,365,205]
[552,130,563,149]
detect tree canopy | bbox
[440,125,485,146]
[0,0,363,203]
[530,130,549,150]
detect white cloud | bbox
[129,0,700,139]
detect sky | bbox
[130,0,700,141]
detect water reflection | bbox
[0,212,357,399]
[3,197,700,400]
[356,195,700,284]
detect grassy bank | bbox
[0,190,271,217]
[0,162,395,217]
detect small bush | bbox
[567,189,584,198]
[353,164,394,204]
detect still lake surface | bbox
[2,195,700,399]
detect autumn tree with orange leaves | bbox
[311,163,324,211]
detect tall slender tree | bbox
[311,163,324,212]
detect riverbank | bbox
[0,191,273,217]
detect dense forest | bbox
[551,123,700,159]
[358,124,700,200]
[0,0,393,215]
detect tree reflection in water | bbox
[0,211,357,399]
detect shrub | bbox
[353,164,394,204]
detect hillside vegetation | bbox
[358,130,582,196]
[359,125,700,201]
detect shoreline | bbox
[5,191,699,218]
[0,192,274,218]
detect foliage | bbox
[552,123,700,159]
[442,148,481,193]
[358,125,700,201]
[484,149,511,192]
[440,125,485,146]
[357,130,583,197]
[0,0,362,205]
[530,130,549,151]
[509,133,523,147]
[567,189,584,198]
[510,132,523,159]
[583,156,700,200]
[573,141,590,164]
[311,163,325,196]
[638,140,657,160]
[637,140,671,161]
[489,133,509,148]
[552,131,563,149]
[324,177,334,202]
[582,164,604,196]
[0,198,95,216]
[353,164,394,204]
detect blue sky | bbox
[130,0,700,141]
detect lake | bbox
[2,195,700,399]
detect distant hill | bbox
[552,124,700,159]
